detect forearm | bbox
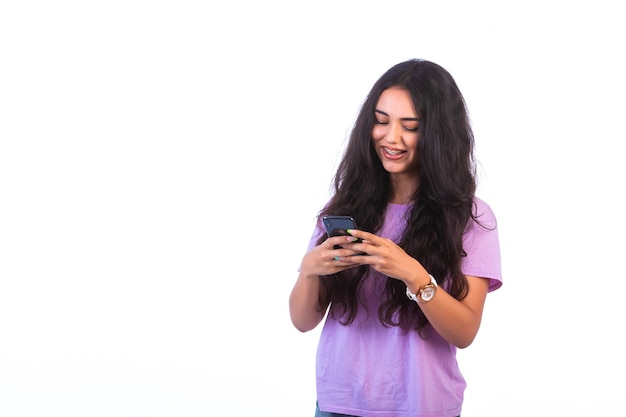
[406,272,489,348]
[289,270,327,333]
[419,290,483,348]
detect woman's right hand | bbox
[289,234,361,332]
[300,235,361,277]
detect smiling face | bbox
[372,87,421,180]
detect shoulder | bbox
[471,196,497,229]
[463,196,502,289]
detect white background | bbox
[1,1,625,416]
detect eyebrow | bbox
[375,109,421,122]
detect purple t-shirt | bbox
[306,198,502,417]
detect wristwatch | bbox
[406,274,438,303]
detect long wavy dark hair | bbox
[317,59,480,335]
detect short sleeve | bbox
[461,197,502,292]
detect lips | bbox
[383,146,406,160]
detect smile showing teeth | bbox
[384,147,404,155]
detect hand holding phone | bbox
[322,215,363,251]
[323,215,358,238]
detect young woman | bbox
[289,59,502,417]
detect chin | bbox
[382,163,407,173]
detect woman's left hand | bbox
[343,229,490,349]
[337,229,426,283]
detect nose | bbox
[386,122,402,144]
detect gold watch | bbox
[406,274,438,303]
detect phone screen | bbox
[322,215,364,252]
[322,216,357,237]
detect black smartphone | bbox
[323,215,357,238]
[322,215,366,254]
[322,215,362,249]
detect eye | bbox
[404,125,419,132]
[374,119,388,125]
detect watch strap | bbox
[406,274,438,303]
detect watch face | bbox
[421,286,436,301]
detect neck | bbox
[389,174,418,204]
[389,194,413,204]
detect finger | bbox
[347,229,377,243]
[349,252,375,262]
[331,244,362,258]
[327,235,361,249]
[332,256,360,266]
